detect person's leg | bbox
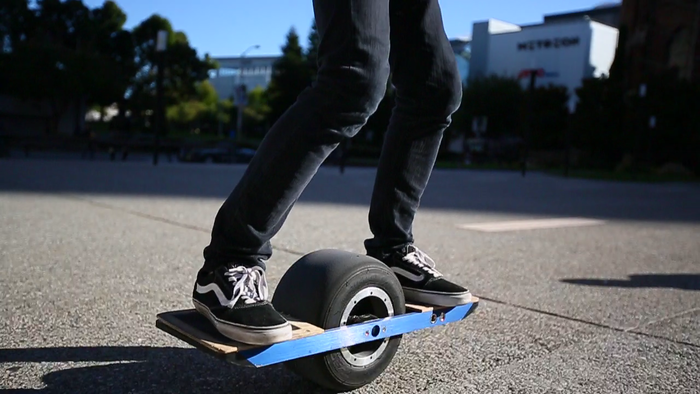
[204,0,391,270]
[194,0,392,345]
[365,0,471,306]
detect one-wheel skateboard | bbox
[156,249,479,392]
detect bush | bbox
[572,73,700,174]
[448,75,571,166]
[571,76,627,170]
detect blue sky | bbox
[82,0,619,58]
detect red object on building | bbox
[517,69,545,79]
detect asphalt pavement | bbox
[1,157,698,393]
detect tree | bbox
[0,1,124,119]
[265,27,313,125]
[87,2,136,109]
[456,75,525,140]
[634,73,700,173]
[242,86,271,137]
[128,14,217,133]
[167,80,216,124]
[571,76,626,169]
[0,0,33,54]
[166,80,231,134]
[306,20,320,80]
[449,76,573,164]
[0,0,42,99]
[0,0,134,134]
[529,84,570,151]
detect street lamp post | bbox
[522,69,539,177]
[234,45,260,143]
[153,30,168,166]
[565,100,576,178]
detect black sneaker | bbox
[377,245,472,307]
[192,264,292,345]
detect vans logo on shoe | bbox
[196,283,234,306]
[392,266,425,283]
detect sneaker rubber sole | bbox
[193,299,293,346]
[402,287,472,307]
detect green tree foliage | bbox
[529,85,570,150]
[642,75,700,173]
[456,75,525,139]
[128,14,217,131]
[0,0,33,54]
[0,0,216,135]
[166,80,232,134]
[166,99,206,126]
[570,76,626,169]
[167,80,218,124]
[242,86,271,135]
[573,73,700,173]
[0,0,134,133]
[449,75,573,163]
[261,21,394,158]
[306,20,320,80]
[265,28,313,125]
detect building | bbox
[469,4,621,110]
[615,0,700,87]
[210,38,475,98]
[543,3,621,27]
[450,37,472,85]
[207,56,279,102]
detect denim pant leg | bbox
[203,0,392,270]
[365,0,463,258]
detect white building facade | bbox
[450,37,471,86]
[207,56,279,101]
[469,14,619,110]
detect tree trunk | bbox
[49,98,71,135]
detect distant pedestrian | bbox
[81,127,96,161]
[339,137,351,174]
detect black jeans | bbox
[203,0,462,270]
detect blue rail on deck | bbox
[236,301,477,367]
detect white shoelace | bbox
[224,266,268,307]
[402,247,443,278]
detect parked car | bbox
[179,141,256,164]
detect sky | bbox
[82,0,620,59]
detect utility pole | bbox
[565,102,574,178]
[235,45,260,143]
[153,30,167,166]
[522,69,539,177]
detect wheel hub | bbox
[339,287,394,367]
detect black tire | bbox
[271,249,405,392]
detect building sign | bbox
[517,68,560,79]
[517,37,580,51]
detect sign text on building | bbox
[517,37,580,51]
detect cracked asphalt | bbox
[1,156,699,393]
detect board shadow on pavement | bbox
[560,274,700,291]
[0,346,334,394]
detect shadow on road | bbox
[561,274,700,291]
[0,346,332,394]
[1,159,699,223]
